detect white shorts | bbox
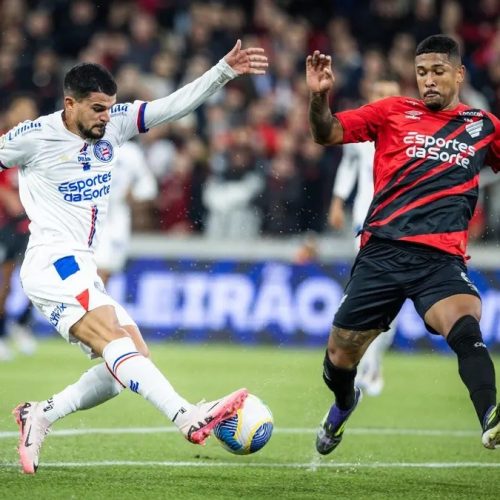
[20,247,136,357]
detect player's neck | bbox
[441,96,461,112]
[61,110,83,139]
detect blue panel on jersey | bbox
[54,255,80,280]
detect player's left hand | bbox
[224,39,268,75]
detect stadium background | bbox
[1,2,500,498]
[1,0,500,351]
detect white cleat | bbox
[10,324,37,356]
[356,372,384,397]
[177,388,248,445]
[13,402,51,474]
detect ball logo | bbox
[93,140,114,163]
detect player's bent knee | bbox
[446,315,484,356]
[322,350,357,393]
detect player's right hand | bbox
[224,39,268,76]
[328,201,345,230]
[306,50,335,94]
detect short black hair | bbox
[415,35,461,63]
[64,63,117,100]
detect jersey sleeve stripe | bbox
[136,102,149,133]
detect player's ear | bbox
[456,64,465,84]
[64,95,76,112]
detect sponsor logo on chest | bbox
[403,132,476,169]
[58,172,112,202]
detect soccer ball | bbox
[213,394,273,455]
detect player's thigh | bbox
[333,249,405,332]
[71,300,144,356]
[411,258,481,336]
[424,294,481,337]
[115,301,149,357]
[70,305,129,355]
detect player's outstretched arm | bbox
[135,40,268,133]
[306,50,343,145]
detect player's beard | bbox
[78,121,107,140]
[424,100,444,111]
[423,92,445,111]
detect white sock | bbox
[102,336,192,422]
[40,363,124,424]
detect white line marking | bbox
[1,461,500,469]
[0,426,479,439]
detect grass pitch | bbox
[0,339,499,499]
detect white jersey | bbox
[0,59,236,261]
[0,58,237,345]
[94,141,157,272]
[333,141,375,232]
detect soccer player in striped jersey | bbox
[6,40,268,474]
[307,34,500,455]
[328,78,401,397]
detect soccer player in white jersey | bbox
[2,40,268,474]
[328,79,401,396]
[95,140,157,285]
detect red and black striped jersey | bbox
[335,96,500,258]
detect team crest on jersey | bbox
[465,120,483,138]
[94,140,114,162]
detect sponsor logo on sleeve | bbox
[6,120,42,140]
[110,104,129,115]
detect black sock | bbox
[446,315,497,424]
[322,351,357,410]
[17,303,32,326]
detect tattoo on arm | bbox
[309,93,345,145]
[309,92,334,144]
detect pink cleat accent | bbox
[178,388,248,445]
[13,402,51,474]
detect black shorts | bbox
[0,222,29,262]
[333,236,481,333]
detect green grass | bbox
[1,339,499,499]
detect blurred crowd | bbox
[0,0,499,241]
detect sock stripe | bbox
[105,363,126,388]
[112,351,140,373]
